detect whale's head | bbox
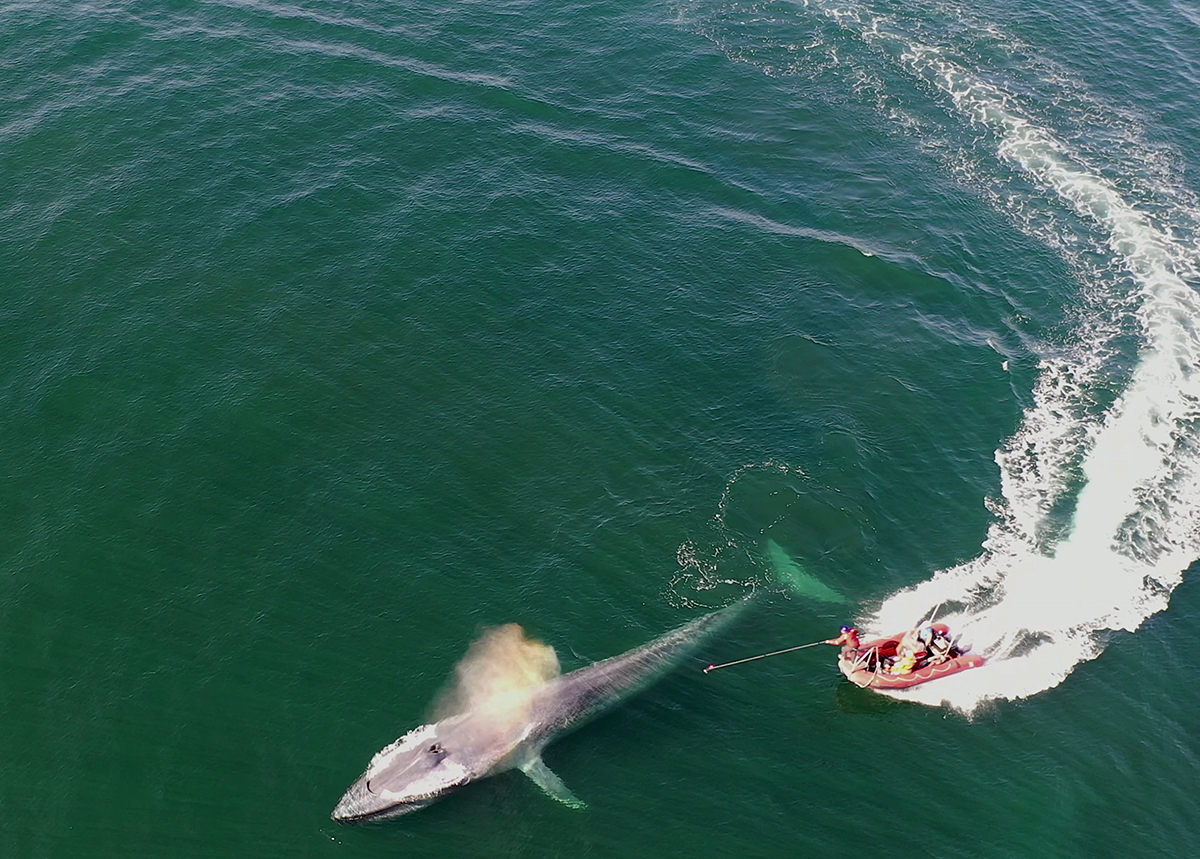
[331,721,477,823]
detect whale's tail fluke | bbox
[765,539,850,604]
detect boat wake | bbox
[678,0,1200,711]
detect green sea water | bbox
[4,0,1200,856]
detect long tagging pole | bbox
[703,640,827,673]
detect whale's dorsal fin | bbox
[520,757,586,809]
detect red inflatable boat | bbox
[837,623,984,690]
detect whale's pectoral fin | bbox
[520,757,587,809]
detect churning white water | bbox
[814,0,1200,710]
[674,0,1200,710]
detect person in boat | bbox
[825,625,861,654]
[890,625,934,675]
[889,652,918,674]
[827,626,881,672]
[926,626,954,664]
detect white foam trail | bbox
[812,1,1200,710]
[674,0,1200,709]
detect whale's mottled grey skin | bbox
[331,599,748,823]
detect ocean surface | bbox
[4,0,1200,856]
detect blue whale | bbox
[331,599,748,822]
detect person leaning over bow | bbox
[825,625,861,655]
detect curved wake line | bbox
[810,0,1200,711]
